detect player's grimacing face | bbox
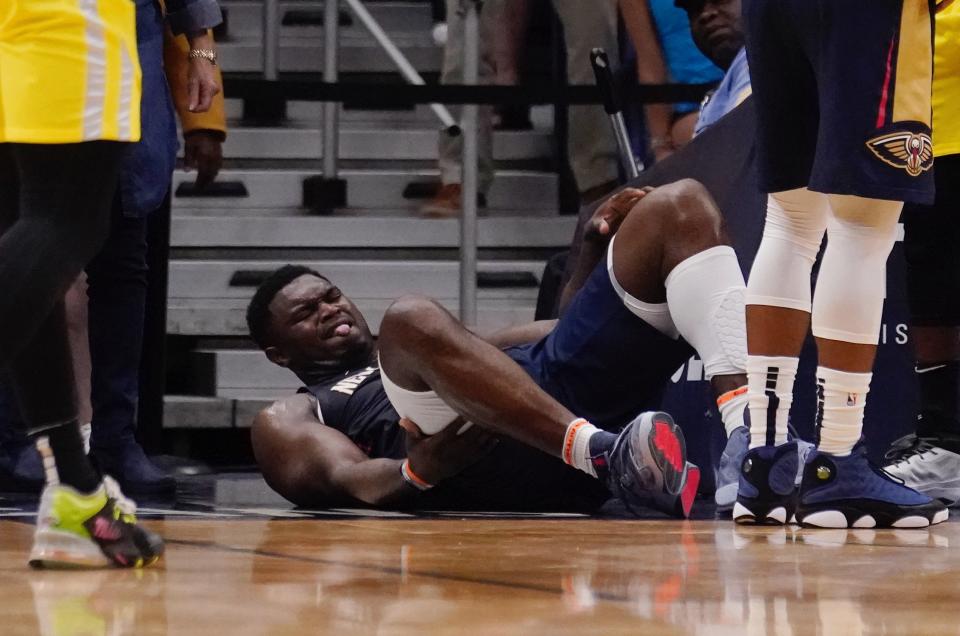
[268,275,373,366]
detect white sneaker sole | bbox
[732,502,787,525]
[29,528,110,569]
[798,508,950,529]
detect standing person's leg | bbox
[86,203,174,494]
[423,0,497,217]
[0,142,164,568]
[550,0,620,203]
[492,0,533,130]
[734,0,835,525]
[885,155,960,503]
[738,0,945,527]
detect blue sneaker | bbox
[715,425,748,512]
[606,411,700,518]
[733,441,799,525]
[796,443,949,528]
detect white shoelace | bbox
[103,476,137,516]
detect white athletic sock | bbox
[816,366,871,457]
[562,418,603,478]
[717,386,748,438]
[747,356,797,448]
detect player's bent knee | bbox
[381,295,451,344]
[629,179,723,243]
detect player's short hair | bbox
[246,264,327,349]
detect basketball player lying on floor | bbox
[248,179,750,516]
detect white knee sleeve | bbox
[607,235,680,339]
[379,358,460,435]
[665,246,748,379]
[745,188,830,312]
[811,195,903,345]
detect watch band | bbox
[188,48,217,65]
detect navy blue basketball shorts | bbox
[504,252,694,433]
[743,0,935,204]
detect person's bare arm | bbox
[252,393,413,508]
[252,393,498,508]
[620,0,675,161]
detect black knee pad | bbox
[903,155,960,326]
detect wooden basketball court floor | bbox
[1,495,959,636]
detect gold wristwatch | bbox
[188,49,217,65]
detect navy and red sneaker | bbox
[605,411,700,518]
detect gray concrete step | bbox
[171,168,558,211]
[167,258,546,336]
[221,1,434,38]
[217,124,553,161]
[168,293,541,337]
[170,214,575,248]
[224,100,555,130]
[218,35,439,74]
[163,395,271,429]
[169,259,545,300]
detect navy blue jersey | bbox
[301,366,406,460]
[744,0,935,203]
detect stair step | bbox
[163,395,273,429]
[215,125,552,161]
[170,215,575,248]
[169,259,545,299]
[224,100,555,130]
[171,169,558,211]
[168,294,541,337]
[220,1,434,38]
[167,258,545,337]
[218,37,440,74]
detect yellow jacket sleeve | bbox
[163,27,227,139]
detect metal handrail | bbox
[323,0,339,180]
[260,0,479,323]
[459,0,480,326]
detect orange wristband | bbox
[401,459,434,491]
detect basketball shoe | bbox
[796,443,948,528]
[29,476,164,568]
[715,412,815,514]
[714,425,749,512]
[883,433,960,506]
[605,411,700,518]
[733,441,799,525]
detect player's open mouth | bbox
[323,317,353,339]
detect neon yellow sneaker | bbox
[29,477,164,568]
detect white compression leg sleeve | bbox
[811,195,903,344]
[379,358,460,435]
[745,188,830,311]
[665,246,747,379]
[745,188,828,448]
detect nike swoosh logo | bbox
[916,364,948,374]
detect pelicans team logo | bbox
[866,131,934,177]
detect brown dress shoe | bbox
[420,183,488,218]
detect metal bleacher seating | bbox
[165,0,575,430]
